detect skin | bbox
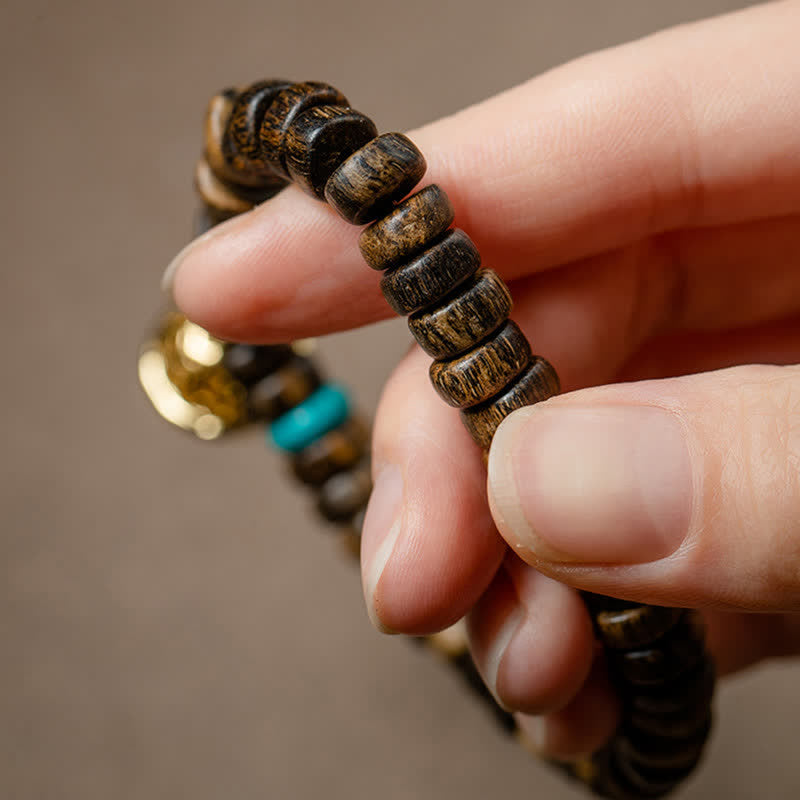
[169,0,800,759]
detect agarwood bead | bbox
[613,613,706,687]
[290,416,369,486]
[631,658,715,716]
[205,90,262,188]
[408,269,512,359]
[610,748,697,798]
[596,605,685,651]
[325,133,427,224]
[629,701,713,740]
[460,357,560,449]
[380,229,481,316]
[317,459,372,522]
[222,343,294,386]
[259,81,349,177]
[248,356,322,421]
[359,184,454,270]
[194,158,253,216]
[284,105,378,198]
[429,321,531,408]
[222,80,292,179]
[616,715,711,771]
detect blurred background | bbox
[2,0,799,797]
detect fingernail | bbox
[488,405,692,564]
[483,603,525,711]
[361,463,404,633]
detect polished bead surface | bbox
[249,356,322,421]
[259,81,349,177]
[461,357,560,449]
[222,343,293,386]
[631,658,715,716]
[610,747,697,798]
[629,700,713,740]
[268,384,351,452]
[325,133,427,224]
[285,105,378,198]
[205,90,263,188]
[380,229,481,316]
[408,269,512,359]
[359,184,454,270]
[616,715,711,771]
[596,605,685,651]
[317,459,372,522]
[290,416,369,486]
[221,80,292,178]
[194,158,253,216]
[429,321,531,408]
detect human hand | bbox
[166,0,800,760]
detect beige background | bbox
[2,0,799,797]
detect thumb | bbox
[487,364,800,613]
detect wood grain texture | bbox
[429,320,531,408]
[317,459,372,522]
[359,184,454,270]
[595,605,684,651]
[380,229,481,316]
[284,105,378,198]
[325,133,427,224]
[290,416,370,486]
[194,157,253,216]
[460,357,560,449]
[248,356,322,421]
[259,81,349,178]
[408,269,512,358]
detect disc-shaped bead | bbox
[194,158,253,217]
[290,416,369,486]
[596,605,685,651]
[408,269,512,358]
[205,90,261,188]
[629,698,714,740]
[429,321,531,408]
[317,459,372,522]
[460,357,560,449]
[359,184,454,270]
[380,229,480,316]
[259,81,349,177]
[268,384,351,453]
[223,343,293,386]
[616,715,712,771]
[221,80,292,178]
[284,105,378,198]
[630,658,715,716]
[325,133,427,224]
[248,356,322,421]
[608,746,699,798]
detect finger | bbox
[466,554,594,714]
[172,1,800,342]
[360,346,505,635]
[487,364,800,613]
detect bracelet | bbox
[139,79,716,799]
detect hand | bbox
[167,0,800,760]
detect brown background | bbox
[2,0,799,797]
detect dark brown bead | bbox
[616,715,712,771]
[248,356,322,421]
[325,133,427,224]
[359,184,454,270]
[613,613,706,687]
[460,357,560,449]
[290,416,369,486]
[259,81,349,178]
[205,90,261,188]
[222,344,293,386]
[408,269,512,359]
[610,746,698,798]
[596,605,685,651]
[317,460,372,523]
[380,229,481,316]
[631,658,715,716]
[194,158,253,217]
[429,321,531,408]
[284,105,378,198]
[629,700,714,740]
[221,80,293,180]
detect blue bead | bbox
[268,384,351,452]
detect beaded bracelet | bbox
[139,80,716,799]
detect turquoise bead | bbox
[268,384,351,452]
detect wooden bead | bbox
[325,133,427,224]
[408,269,512,359]
[460,357,560,449]
[284,105,378,198]
[613,613,706,687]
[317,459,372,523]
[596,605,685,651]
[380,229,481,316]
[629,701,713,740]
[290,416,369,486]
[221,80,292,179]
[631,658,715,716]
[359,184,454,270]
[248,356,322,421]
[259,81,349,177]
[429,321,531,408]
[194,158,253,217]
[222,343,293,386]
[610,747,698,798]
[616,715,711,771]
